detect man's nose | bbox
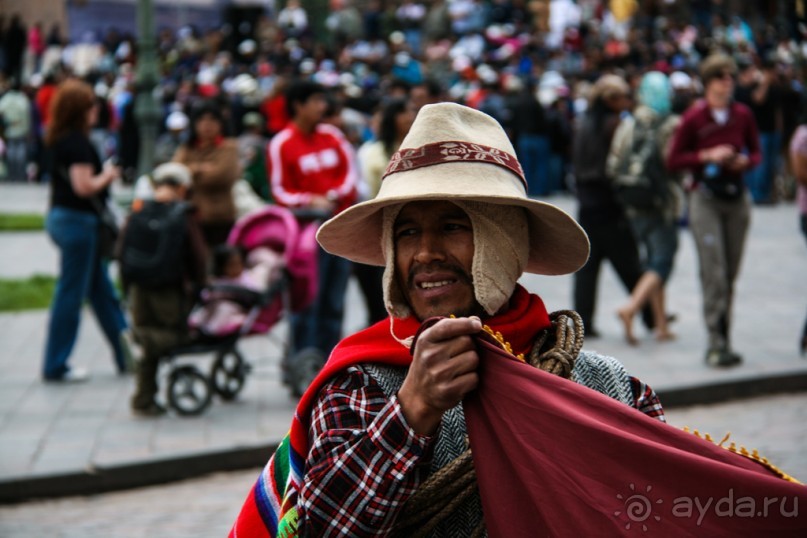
[413,232,446,263]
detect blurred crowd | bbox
[0,1,805,192]
[2,0,807,396]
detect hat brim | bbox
[317,191,590,276]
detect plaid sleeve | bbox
[629,376,666,422]
[299,366,436,537]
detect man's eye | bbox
[395,228,416,239]
[445,222,468,232]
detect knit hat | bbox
[316,102,589,313]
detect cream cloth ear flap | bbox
[381,204,411,318]
[453,201,530,316]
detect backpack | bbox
[119,201,189,288]
[612,115,670,211]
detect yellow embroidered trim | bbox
[481,324,526,363]
[449,315,526,362]
[682,427,803,484]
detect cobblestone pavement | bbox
[0,392,804,537]
[0,469,257,537]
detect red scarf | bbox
[309,284,549,389]
[194,134,224,149]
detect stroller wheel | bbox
[167,365,213,416]
[212,349,250,401]
[287,347,326,398]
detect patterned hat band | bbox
[382,141,527,190]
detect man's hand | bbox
[700,144,736,164]
[725,152,750,172]
[101,160,121,186]
[397,317,482,435]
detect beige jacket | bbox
[173,139,242,224]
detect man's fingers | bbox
[422,316,482,343]
[447,371,479,399]
[417,334,477,366]
[448,349,479,375]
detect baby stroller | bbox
[160,205,321,416]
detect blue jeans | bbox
[4,137,28,182]
[628,215,679,282]
[291,247,351,357]
[745,131,780,203]
[43,206,128,379]
[518,134,550,196]
[547,152,566,193]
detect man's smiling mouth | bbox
[419,280,455,289]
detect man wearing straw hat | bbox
[230,103,666,537]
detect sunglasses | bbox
[715,72,735,80]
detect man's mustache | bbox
[406,262,473,289]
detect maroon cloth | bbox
[464,337,807,537]
[666,99,761,184]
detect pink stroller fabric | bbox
[224,206,319,334]
[187,247,285,337]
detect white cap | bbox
[152,162,191,186]
[538,87,559,107]
[165,111,189,131]
[238,39,257,56]
[670,71,692,90]
[232,73,258,95]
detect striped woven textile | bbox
[229,315,420,537]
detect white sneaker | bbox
[62,368,90,382]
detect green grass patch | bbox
[0,274,57,311]
[0,213,46,231]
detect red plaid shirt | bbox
[299,366,665,537]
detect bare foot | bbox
[617,308,639,346]
[655,330,676,342]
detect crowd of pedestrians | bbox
[1,1,806,401]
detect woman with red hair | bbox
[42,78,128,382]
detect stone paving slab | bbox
[0,183,805,500]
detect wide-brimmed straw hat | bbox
[316,102,589,275]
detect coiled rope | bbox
[392,310,585,537]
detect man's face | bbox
[411,86,436,111]
[393,201,480,320]
[707,70,735,103]
[295,93,327,125]
[194,113,222,142]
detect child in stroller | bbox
[151,205,320,416]
[188,244,284,339]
